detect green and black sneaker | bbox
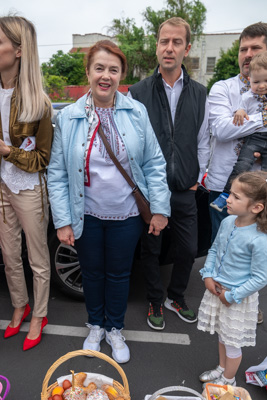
[147,303,165,330]
[164,297,197,323]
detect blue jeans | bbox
[75,215,143,331]
[209,191,228,244]
[224,131,267,193]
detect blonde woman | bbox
[0,16,53,350]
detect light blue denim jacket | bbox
[47,92,171,238]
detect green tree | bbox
[207,40,240,92]
[109,0,206,82]
[41,50,87,86]
[109,18,157,83]
[144,0,206,42]
[43,74,67,100]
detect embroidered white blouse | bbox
[84,107,139,220]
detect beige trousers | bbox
[0,182,50,317]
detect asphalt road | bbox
[0,257,266,400]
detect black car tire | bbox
[48,230,84,299]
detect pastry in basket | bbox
[63,386,86,400]
[86,389,109,400]
[74,373,97,394]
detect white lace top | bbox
[0,86,39,194]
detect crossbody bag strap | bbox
[98,124,137,191]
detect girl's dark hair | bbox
[86,40,127,80]
[235,171,267,233]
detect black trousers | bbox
[224,131,267,193]
[141,190,198,305]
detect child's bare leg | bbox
[218,339,226,368]
[224,354,242,379]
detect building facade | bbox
[189,33,240,86]
[70,33,118,54]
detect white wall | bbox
[189,33,240,86]
[72,33,118,48]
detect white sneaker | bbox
[83,324,105,352]
[105,328,130,364]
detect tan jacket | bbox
[0,91,53,173]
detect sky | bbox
[2,0,266,63]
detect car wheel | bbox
[48,230,84,299]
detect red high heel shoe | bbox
[23,316,48,351]
[4,304,31,338]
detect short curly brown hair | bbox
[86,40,127,80]
[157,17,191,47]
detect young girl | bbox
[198,171,267,387]
[0,16,53,350]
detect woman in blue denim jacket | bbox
[48,40,170,363]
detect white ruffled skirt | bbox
[197,289,258,348]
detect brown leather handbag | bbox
[98,124,153,225]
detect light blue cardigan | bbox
[200,215,267,304]
[47,91,171,239]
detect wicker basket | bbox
[145,385,205,400]
[203,383,252,400]
[41,349,130,400]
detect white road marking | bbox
[124,330,190,344]
[0,321,190,345]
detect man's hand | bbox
[148,214,168,236]
[0,140,10,156]
[189,182,199,191]
[57,225,75,246]
[204,277,222,296]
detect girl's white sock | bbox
[217,365,225,373]
[221,374,236,384]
